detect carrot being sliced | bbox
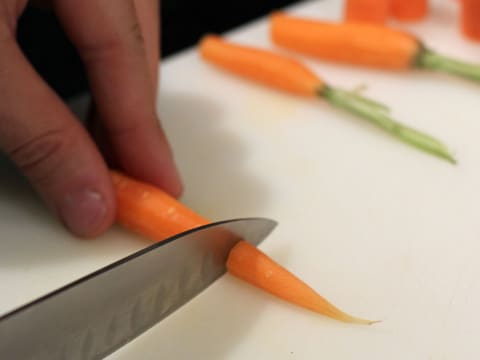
[111,170,209,241]
[270,12,480,84]
[390,0,428,22]
[199,35,455,164]
[227,241,377,324]
[344,0,390,24]
[460,0,480,42]
[111,170,376,325]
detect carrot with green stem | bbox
[270,13,480,83]
[199,35,455,164]
[111,170,376,325]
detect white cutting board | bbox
[2,0,480,359]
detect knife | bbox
[0,217,277,360]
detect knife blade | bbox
[0,217,277,360]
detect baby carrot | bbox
[112,170,209,241]
[200,35,455,163]
[270,13,480,82]
[460,0,480,42]
[344,0,390,24]
[199,35,321,96]
[111,170,375,324]
[390,0,428,21]
[271,13,418,69]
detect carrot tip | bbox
[356,318,381,326]
[337,313,380,325]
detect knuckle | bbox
[0,21,13,45]
[79,37,125,64]
[79,22,145,64]
[129,20,144,45]
[107,118,149,138]
[8,128,74,184]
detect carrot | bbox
[344,0,390,24]
[199,35,455,163]
[271,13,418,69]
[199,35,321,96]
[227,241,376,324]
[390,0,428,21]
[111,170,209,241]
[460,0,480,42]
[111,170,376,324]
[270,12,480,83]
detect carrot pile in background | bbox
[271,13,480,83]
[345,0,480,42]
[345,0,428,23]
[345,0,390,24]
[390,0,429,22]
[461,0,480,41]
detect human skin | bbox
[0,0,182,238]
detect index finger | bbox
[54,0,182,196]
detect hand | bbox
[0,0,182,237]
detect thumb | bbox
[0,38,115,237]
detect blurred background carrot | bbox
[460,0,480,41]
[344,0,390,24]
[390,0,429,21]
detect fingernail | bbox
[59,189,107,237]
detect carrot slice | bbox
[199,35,322,96]
[112,170,375,324]
[199,35,455,163]
[227,241,376,324]
[344,0,390,24]
[390,0,428,22]
[111,170,209,241]
[460,0,480,42]
[271,12,480,83]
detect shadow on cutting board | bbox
[159,92,272,221]
[110,274,268,360]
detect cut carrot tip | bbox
[342,315,381,325]
[321,303,379,325]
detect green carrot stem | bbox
[321,86,456,164]
[417,48,480,82]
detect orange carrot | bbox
[199,35,454,163]
[344,0,390,24]
[111,170,209,241]
[227,241,376,324]
[271,12,419,70]
[112,170,375,324]
[271,13,480,84]
[199,35,322,96]
[390,0,428,21]
[460,0,480,41]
